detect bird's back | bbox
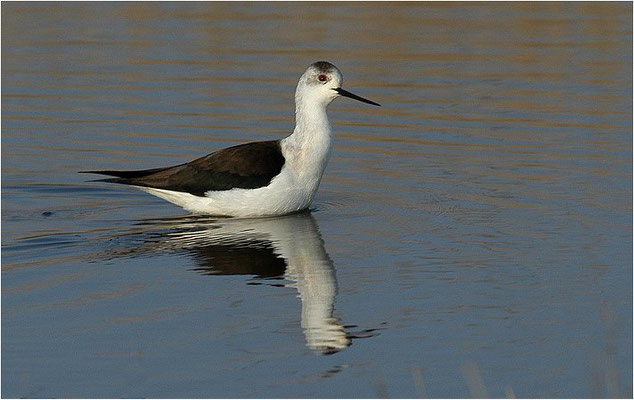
[83,140,285,196]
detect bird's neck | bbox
[293,97,331,139]
[286,98,332,160]
[281,98,333,182]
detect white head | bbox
[295,61,380,108]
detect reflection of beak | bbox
[334,88,381,106]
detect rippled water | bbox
[2,2,632,398]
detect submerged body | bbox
[140,132,332,217]
[83,61,379,217]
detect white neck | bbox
[294,94,330,136]
[281,95,333,180]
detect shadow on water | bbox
[92,211,383,355]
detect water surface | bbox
[2,2,632,398]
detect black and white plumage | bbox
[82,61,380,217]
[89,141,285,196]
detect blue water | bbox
[2,2,632,398]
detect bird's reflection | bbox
[115,211,353,354]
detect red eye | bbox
[318,74,328,82]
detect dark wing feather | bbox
[81,140,285,196]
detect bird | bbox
[82,61,380,217]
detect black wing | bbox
[81,140,285,196]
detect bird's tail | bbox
[79,167,169,184]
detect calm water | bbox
[2,2,632,398]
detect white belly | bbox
[138,163,321,217]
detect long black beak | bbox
[334,88,381,106]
